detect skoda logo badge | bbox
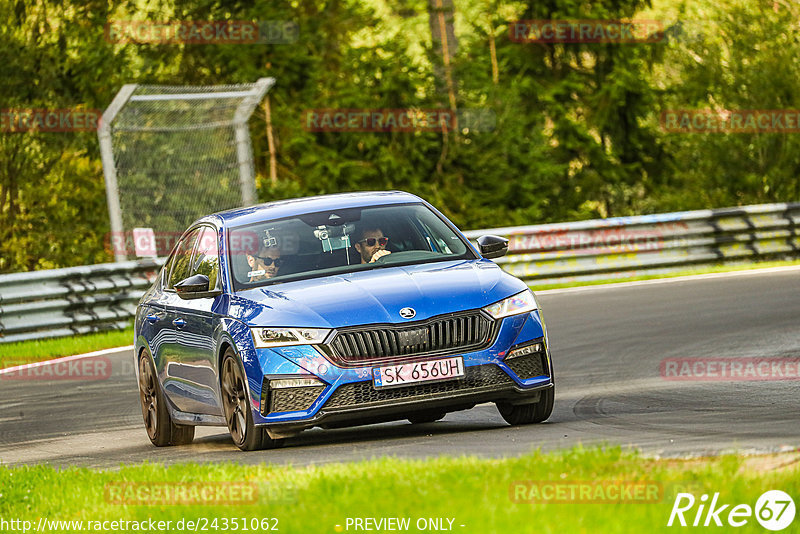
[399,307,416,319]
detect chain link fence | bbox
[98,78,274,261]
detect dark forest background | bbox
[1,0,798,272]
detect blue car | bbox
[135,191,554,450]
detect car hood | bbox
[228,259,526,328]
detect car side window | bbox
[167,227,202,289]
[191,226,220,289]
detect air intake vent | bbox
[323,364,514,409]
[328,311,494,366]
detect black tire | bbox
[408,411,447,424]
[496,387,554,425]
[220,348,284,451]
[138,350,195,446]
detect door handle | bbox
[172,318,186,328]
[146,314,160,324]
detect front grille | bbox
[329,311,494,366]
[505,352,547,380]
[262,383,325,415]
[323,364,514,410]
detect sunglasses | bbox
[358,237,388,247]
[255,256,283,267]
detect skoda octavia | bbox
[135,191,554,450]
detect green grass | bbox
[0,327,134,368]
[0,446,797,533]
[530,258,800,291]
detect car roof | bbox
[208,190,426,228]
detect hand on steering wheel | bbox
[370,249,392,263]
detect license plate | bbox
[372,357,465,388]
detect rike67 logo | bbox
[668,490,795,531]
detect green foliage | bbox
[1,0,798,273]
[651,0,800,210]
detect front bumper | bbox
[249,311,552,434]
[264,376,554,439]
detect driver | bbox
[245,245,282,282]
[354,227,391,264]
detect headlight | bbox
[251,327,331,348]
[483,289,538,319]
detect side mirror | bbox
[175,274,221,300]
[477,235,509,259]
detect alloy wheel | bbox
[222,356,249,446]
[138,356,159,440]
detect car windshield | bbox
[228,203,475,290]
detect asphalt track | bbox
[2,267,799,468]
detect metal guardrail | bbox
[0,259,163,344]
[1,203,798,344]
[463,202,800,286]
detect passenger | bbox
[354,227,391,264]
[246,245,282,282]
